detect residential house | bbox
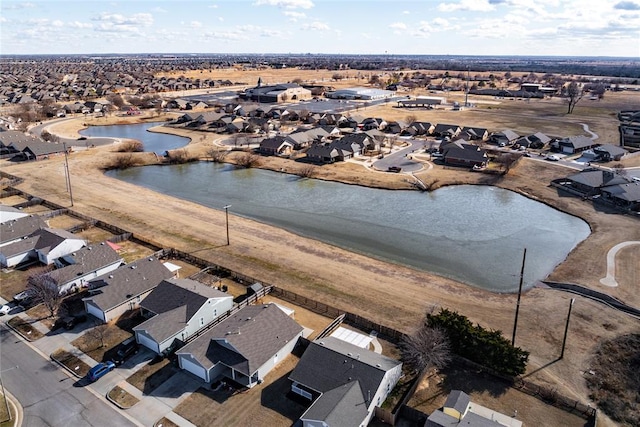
[0,226,86,268]
[441,140,489,168]
[0,215,46,248]
[385,120,408,134]
[460,126,489,141]
[176,303,303,387]
[286,130,316,149]
[600,183,640,211]
[490,129,520,146]
[49,242,123,295]
[554,135,595,154]
[562,169,629,196]
[259,136,294,156]
[133,278,233,354]
[432,124,462,138]
[0,205,28,224]
[426,390,522,427]
[18,141,68,161]
[289,336,403,427]
[515,132,551,149]
[402,122,434,137]
[593,144,628,162]
[83,257,175,323]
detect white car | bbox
[0,304,12,316]
[546,155,560,161]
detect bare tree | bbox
[565,82,583,114]
[86,319,109,349]
[405,114,417,125]
[495,153,520,174]
[207,148,229,163]
[400,325,451,374]
[236,152,261,168]
[27,269,63,318]
[611,163,627,176]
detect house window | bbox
[214,309,217,317]
[199,317,204,326]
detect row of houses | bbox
[0,129,69,160]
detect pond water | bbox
[80,122,189,154]
[107,162,591,293]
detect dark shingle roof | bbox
[289,336,401,397]
[177,304,303,375]
[301,381,368,427]
[85,257,173,311]
[0,215,46,245]
[33,228,85,255]
[133,278,231,343]
[567,170,628,188]
[49,242,122,286]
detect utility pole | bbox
[465,65,470,107]
[560,298,575,359]
[63,142,74,207]
[223,205,231,245]
[511,248,527,346]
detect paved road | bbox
[373,137,430,173]
[0,324,136,427]
[30,118,117,147]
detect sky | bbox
[1,0,639,57]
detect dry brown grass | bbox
[7,316,44,341]
[50,348,92,377]
[107,385,140,409]
[174,354,305,427]
[74,226,117,243]
[126,358,178,394]
[71,321,133,363]
[46,214,85,230]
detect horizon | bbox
[2,0,639,57]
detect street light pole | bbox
[223,205,231,245]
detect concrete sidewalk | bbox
[4,310,201,427]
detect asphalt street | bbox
[0,324,135,427]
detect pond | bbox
[80,122,189,154]
[107,162,591,293]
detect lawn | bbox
[174,355,306,427]
[0,263,34,301]
[7,316,44,341]
[107,385,139,409]
[126,358,178,395]
[46,214,85,230]
[71,311,142,363]
[73,225,116,243]
[0,393,12,425]
[50,348,92,378]
[408,360,589,427]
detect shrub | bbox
[297,164,317,178]
[236,152,261,168]
[108,154,140,170]
[165,149,197,164]
[117,140,144,152]
[207,148,229,163]
[425,308,529,377]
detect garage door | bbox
[86,304,105,322]
[136,332,159,354]
[179,355,208,382]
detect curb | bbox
[105,386,138,410]
[49,352,82,378]
[3,319,35,343]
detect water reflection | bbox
[108,162,590,293]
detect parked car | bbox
[387,166,402,173]
[53,314,87,330]
[0,304,12,316]
[113,337,139,365]
[87,361,116,382]
[546,154,560,161]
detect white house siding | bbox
[183,297,234,341]
[364,364,404,425]
[58,262,122,295]
[38,239,86,265]
[254,331,302,387]
[301,420,328,427]
[136,330,161,354]
[179,354,208,382]
[2,252,32,268]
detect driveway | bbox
[373,137,430,173]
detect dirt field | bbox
[4,74,640,427]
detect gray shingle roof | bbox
[177,304,303,375]
[49,242,122,287]
[33,228,85,255]
[0,215,46,245]
[567,170,628,188]
[301,380,368,427]
[0,235,39,257]
[133,278,231,343]
[289,336,401,397]
[85,257,173,311]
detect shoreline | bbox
[15,114,637,414]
